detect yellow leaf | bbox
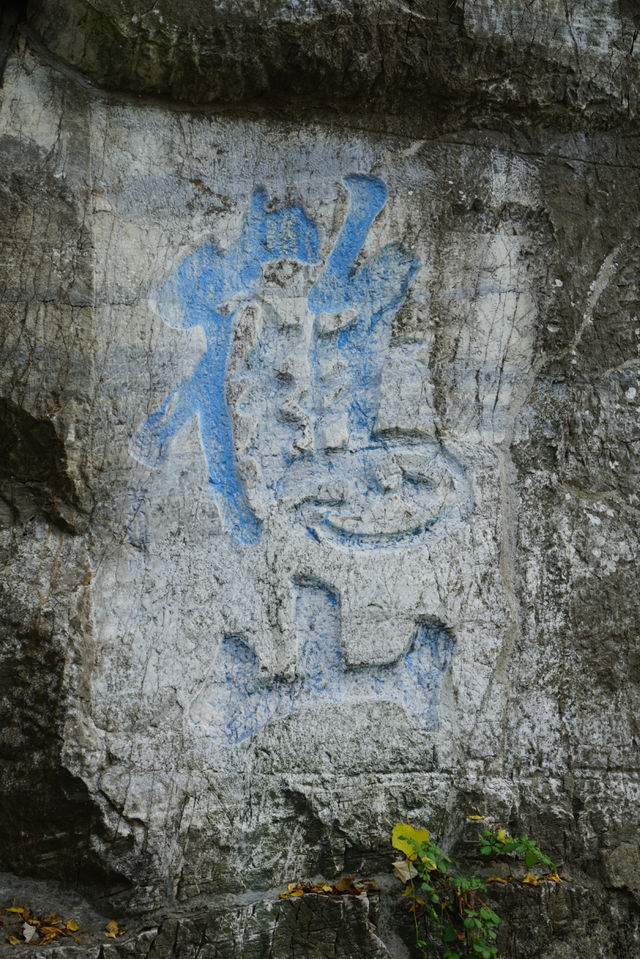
[496,829,508,844]
[6,936,20,945]
[408,894,428,913]
[392,823,430,860]
[486,876,509,884]
[280,883,304,898]
[544,872,562,883]
[421,856,437,871]
[280,882,306,899]
[522,871,539,886]
[468,814,485,821]
[105,920,119,939]
[6,908,24,915]
[66,919,80,932]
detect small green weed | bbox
[392,820,561,959]
[478,829,556,875]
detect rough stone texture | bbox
[1,3,640,957]
[22,0,640,131]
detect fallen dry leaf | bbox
[393,859,418,883]
[105,919,120,938]
[2,901,84,946]
[334,877,359,894]
[521,871,539,886]
[468,814,485,821]
[279,876,377,900]
[279,883,305,899]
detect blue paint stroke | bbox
[131,190,320,545]
[279,437,473,549]
[308,175,419,440]
[190,584,455,745]
[276,174,472,548]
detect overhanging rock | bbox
[18,0,640,128]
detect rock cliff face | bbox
[0,2,639,956]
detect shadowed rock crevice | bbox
[0,615,133,901]
[0,398,85,531]
[0,0,25,84]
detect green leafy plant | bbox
[392,820,561,959]
[478,828,557,878]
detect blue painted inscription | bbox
[308,175,418,440]
[190,584,455,744]
[132,176,472,547]
[131,190,320,544]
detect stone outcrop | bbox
[22,0,640,131]
[0,2,639,956]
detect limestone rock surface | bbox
[21,0,640,128]
[0,3,639,958]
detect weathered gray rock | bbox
[21,0,640,129]
[0,3,639,957]
[20,0,640,127]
